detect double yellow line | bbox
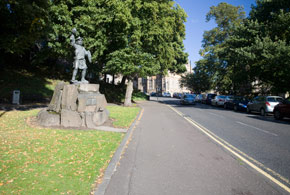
[168,105,290,193]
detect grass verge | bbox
[0,105,140,194]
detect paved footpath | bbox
[102,101,286,195]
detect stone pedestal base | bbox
[37,83,109,129]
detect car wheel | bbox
[246,107,251,114]
[260,108,266,116]
[274,110,283,120]
[234,105,238,111]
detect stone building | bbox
[133,62,193,95]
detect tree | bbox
[105,0,188,106]
[196,2,245,94]
[180,66,211,93]
[223,0,290,94]
[0,0,49,67]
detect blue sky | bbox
[174,0,256,66]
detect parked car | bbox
[247,96,284,116]
[173,92,179,98]
[150,92,156,96]
[177,93,183,99]
[195,94,203,103]
[202,93,217,105]
[211,95,226,106]
[162,92,171,97]
[273,97,290,120]
[180,94,196,105]
[224,96,249,111]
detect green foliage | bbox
[99,82,148,103]
[180,66,211,93]
[196,2,245,93]
[99,82,126,104]
[224,0,290,94]
[0,0,49,55]
[195,0,290,95]
[105,0,188,79]
[132,91,149,101]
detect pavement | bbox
[95,100,287,195]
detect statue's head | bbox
[72,28,77,34]
[76,37,83,45]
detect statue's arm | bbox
[70,34,76,47]
[86,50,92,63]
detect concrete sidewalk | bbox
[101,101,284,195]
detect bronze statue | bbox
[70,28,91,84]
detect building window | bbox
[149,78,153,89]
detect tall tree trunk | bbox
[104,74,107,83]
[120,76,127,87]
[124,79,133,107]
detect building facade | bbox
[133,62,192,95]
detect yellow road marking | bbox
[168,105,290,193]
[138,108,144,121]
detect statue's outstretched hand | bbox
[86,50,92,63]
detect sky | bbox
[174,0,256,66]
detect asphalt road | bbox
[156,97,290,188]
[103,100,285,195]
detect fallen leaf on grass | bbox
[7,179,14,183]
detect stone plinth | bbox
[37,83,109,128]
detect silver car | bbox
[180,94,196,105]
[247,96,283,116]
[211,95,226,106]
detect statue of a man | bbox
[70,28,91,84]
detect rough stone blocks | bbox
[37,108,60,127]
[61,109,82,128]
[37,82,109,129]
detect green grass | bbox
[0,105,140,194]
[107,105,141,128]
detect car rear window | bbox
[185,95,194,98]
[267,97,283,102]
[208,94,216,98]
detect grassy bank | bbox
[0,105,140,194]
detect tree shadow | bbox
[246,114,290,125]
[0,68,54,104]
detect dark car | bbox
[224,96,250,111]
[273,98,290,120]
[202,93,216,105]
